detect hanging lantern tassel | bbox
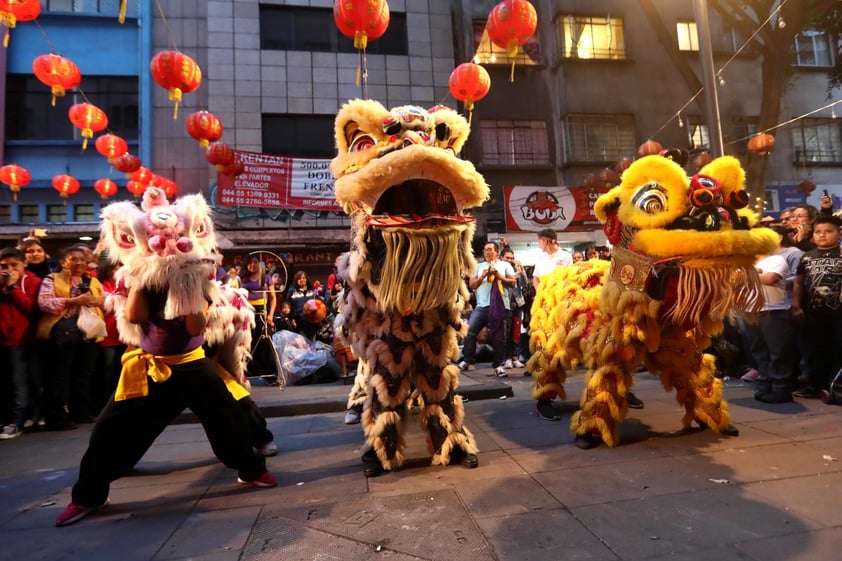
[354,31,368,50]
[119,0,127,23]
[465,100,475,125]
[81,128,92,151]
[169,87,182,120]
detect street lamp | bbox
[693,0,724,157]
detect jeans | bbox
[747,309,795,394]
[0,345,28,427]
[461,306,506,368]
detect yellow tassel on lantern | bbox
[507,41,519,83]
[353,30,368,50]
[119,0,127,23]
[169,87,183,120]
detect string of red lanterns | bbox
[52,173,81,204]
[93,178,118,200]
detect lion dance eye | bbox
[349,134,375,152]
[633,187,667,215]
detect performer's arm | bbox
[184,300,209,336]
[267,283,277,327]
[124,287,149,324]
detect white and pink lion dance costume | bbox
[332,100,488,475]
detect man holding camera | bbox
[0,247,42,440]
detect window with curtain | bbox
[794,30,834,67]
[791,119,842,164]
[558,15,626,60]
[563,114,635,162]
[479,120,550,166]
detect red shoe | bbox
[237,471,277,488]
[55,501,106,527]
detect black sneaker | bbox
[793,386,821,399]
[535,399,560,421]
[626,391,644,409]
[755,391,793,404]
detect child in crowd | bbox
[791,215,842,399]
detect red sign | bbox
[216,150,342,211]
[505,185,607,232]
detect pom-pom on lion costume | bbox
[331,100,488,474]
[528,154,779,448]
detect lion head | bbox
[331,100,489,314]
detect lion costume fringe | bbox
[332,100,488,472]
[528,154,779,448]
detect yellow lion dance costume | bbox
[528,154,778,448]
[331,100,488,475]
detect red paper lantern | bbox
[691,151,712,170]
[32,54,81,106]
[185,111,224,148]
[221,159,244,178]
[95,134,129,164]
[797,179,816,195]
[149,50,202,119]
[448,63,491,115]
[333,0,390,50]
[114,153,142,175]
[93,178,118,200]
[486,0,538,57]
[747,133,775,155]
[160,177,178,198]
[52,174,80,202]
[0,164,30,201]
[206,142,235,171]
[637,139,663,157]
[599,167,621,187]
[485,0,538,81]
[614,158,633,175]
[126,180,146,198]
[0,0,40,47]
[130,166,154,185]
[68,103,108,150]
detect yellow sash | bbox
[115,346,205,401]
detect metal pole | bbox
[693,0,724,157]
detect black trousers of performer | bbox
[71,357,267,508]
[239,396,274,448]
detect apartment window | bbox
[677,21,699,52]
[5,75,139,141]
[564,114,635,163]
[0,205,10,225]
[43,0,137,17]
[19,205,39,222]
[794,30,833,67]
[559,15,626,60]
[47,205,67,223]
[262,115,336,158]
[480,120,549,166]
[472,21,540,65]
[74,204,96,222]
[260,6,407,55]
[685,116,710,150]
[791,119,842,164]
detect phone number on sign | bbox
[218,192,282,207]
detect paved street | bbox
[1,367,840,561]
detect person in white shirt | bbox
[532,228,572,290]
[458,241,516,377]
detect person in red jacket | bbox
[0,247,42,440]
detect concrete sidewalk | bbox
[1,366,841,561]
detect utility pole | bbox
[693,0,724,157]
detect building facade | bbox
[1,1,840,268]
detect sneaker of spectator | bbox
[458,361,475,372]
[793,386,821,399]
[495,366,507,377]
[344,409,361,424]
[0,424,22,440]
[503,359,513,369]
[741,368,761,382]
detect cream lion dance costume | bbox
[528,154,778,448]
[332,100,488,475]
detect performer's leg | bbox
[361,339,411,471]
[414,360,478,466]
[570,363,633,448]
[654,329,734,434]
[178,359,268,482]
[238,396,275,450]
[71,382,185,507]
